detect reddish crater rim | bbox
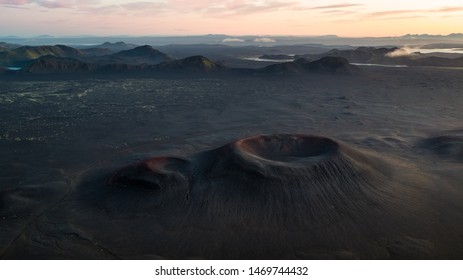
[144,157,189,173]
[233,134,339,164]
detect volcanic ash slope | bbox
[91,134,442,259]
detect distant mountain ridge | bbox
[400,33,463,39]
[0,44,172,67]
[2,33,463,47]
[18,54,225,75]
[3,43,463,78]
[13,53,359,77]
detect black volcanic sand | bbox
[1,66,463,259]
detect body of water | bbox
[410,48,463,54]
[241,56,294,63]
[351,63,408,68]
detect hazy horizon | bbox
[1,0,463,37]
[1,33,462,38]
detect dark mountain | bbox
[260,57,359,75]
[0,42,21,51]
[304,47,397,63]
[305,56,360,74]
[14,55,225,76]
[21,56,95,74]
[91,45,173,65]
[301,47,463,67]
[0,44,106,67]
[260,58,310,75]
[14,45,86,59]
[155,43,336,68]
[95,41,139,52]
[91,56,227,76]
[0,44,171,67]
[5,53,362,77]
[156,55,225,72]
[79,47,113,57]
[115,45,172,60]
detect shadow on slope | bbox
[419,129,463,162]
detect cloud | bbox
[365,6,463,19]
[0,0,99,9]
[321,9,358,15]
[1,3,30,9]
[37,0,71,9]
[222,38,245,43]
[232,1,298,14]
[436,6,463,12]
[254,37,276,43]
[2,0,287,16]
[0,0,30,4]
[166,0,301,17]
[209,1,300,16]
[121,1,167,11]
[310,3,363,10]
[0,0,171,17]
[366,9,419,17]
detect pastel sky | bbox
[1,0,462,36]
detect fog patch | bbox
[254,37,276,43]
[385,48,414,57]
[222,38,245,43]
